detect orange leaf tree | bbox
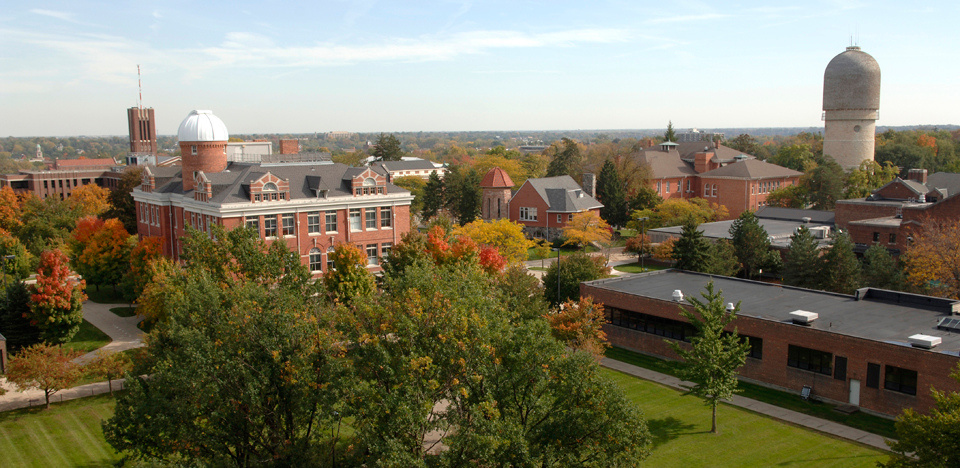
[0,186,22,232]
[29,249,86,344]
[69,217,134,290]
[68,184,111,217]
[562,211,611,248]
[120,236,164,305]
[901,219,960,299]
[452,218,534,265]
[544,296,609,358]
[324,243,375,305]
[6,343,82,408]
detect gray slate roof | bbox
[676,141,757,163]
[584,269,960,353]
[635,148,698,178]
[698,159,802,179]
[371,159,439,172]
[926,172,960,198]
[524,176,603,212]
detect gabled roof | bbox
[480,167,514,188]
[635,148,698,179]
[873,177,928,198]
[523,176,602,212]
[676,141,757,163]
[370,159,439,172]
[926,172,960,197]
[698,159,801,179]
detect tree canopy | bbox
[672,218,712,273]
[562,211,611,248]
[28,249,86,344]
[782,226,820,289]
[372,132,404,161]
[882,364,960,467]
[597,158,630,227]
[729,211,778,279]
[901,219,960,299]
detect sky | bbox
[1,1,958,137]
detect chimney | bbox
[279,139,300,155]
[694,152,713,173]
[582,173,597,198]
[714,139,720,149]
[907,168,928,184]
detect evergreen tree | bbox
[0,281,41,353]
[444,166,482,225]
[806,156,844,210]
[664,120,677,142]
[669,282,750,434]
[729,211,776,279]
[672,218,711,272]
[704,239,740,277]
[597,159,629,227]
[372,132,404,161]
[546,138,581,177]
[862,244,901,290]
[421,171,445,220]
[782,226,820,289]
[818,232,862,294]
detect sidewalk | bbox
[524,247,642,279]
[601,357,892,451]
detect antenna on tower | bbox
[137,65,143,110]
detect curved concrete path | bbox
[0,300,145,411]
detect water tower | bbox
[822,46,881,169]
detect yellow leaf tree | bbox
[451,219,534,264]
[543,296,609,359]
[69,184,111,217]
[901,220,960,299]
[562,211,611,248]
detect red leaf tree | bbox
[29,249,87,344]
[6,343,82,408]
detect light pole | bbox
[638,217,648,273]
[552,247,562,305]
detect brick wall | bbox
[180,141,228,191]
[835,200,901,228]
[279,139,300,154]
[875,181,922,200]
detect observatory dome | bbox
[823,46,880,111]
[177,110,229,142]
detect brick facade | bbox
[180,141,228,191]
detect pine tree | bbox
[421,171,445,220]
[664,120,677,142]
[862,244,901,290]
[546,138,581,177]
[729,211,775,279]
[818,232,862,294]
[597,159,629,227]
[372,133,404,161]
[0,281,42,353]
[672,218,711,272]
[782,226,820,289]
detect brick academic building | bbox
[133,110,413,275]
[582,270,960,417]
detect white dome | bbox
[177,110,229,142]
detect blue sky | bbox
[1,1,957,137]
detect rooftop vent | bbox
[789,310,818,325]
[908,334,942,349]
[672,290,684,302]
[801,217,812,224]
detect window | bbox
[381,242,392,260]
[569,214,574,221]
[264,216,278,238]
[686,180,691,192]
[307,212,321,234]
[866,363,881,388]
[704,183,709,196]
[519,207,537,221]
[885,366,918,395]
[787,345,832,375]
[605,307,696,342]
[191,145,197,155]
[245,216,259,236]
[263,182,278,192]
[325,211,338,232]
[889,233,897,244]
[326,246,336,271]
[743,335,763,360]
[711,184,717,197]
[557,214,562,223]
[309,248,322,272]
[873,232,880,242]
[255,194,261,202]
[380,207,392,228]
[366,244,379,266]
[282,214,295,236]
[349,209,362,231]
[665,181,670,193]
[366,208,377,229]
[751,184,755,195]
[657,180,661,193]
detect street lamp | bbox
[637,217,649,273]
[552,247,562,305]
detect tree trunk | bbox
[108,378,113,394]
[712,401,718,434]
[44,390,51,409]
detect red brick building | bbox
[133,110,413,276]
[637,141,802,218]
[583,270,960,417]
[506,175,603,240]
[0,158,122,199]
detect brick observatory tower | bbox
[177,110,229,191]
[822,46,881,169]
[480,167,514,221]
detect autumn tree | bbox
[6,343,82,409]
[597,158,630,227]
[104,166,144,234]
[901,219,960,298]
[17,195,82,257]
[473,149,527,187]
[87,349,131,394]
[669,282,750,434]
[844,160,899,199]
[544,296,609,358]
[653,237,676,261]
[631,197,728,230]
[817,232,861,294]
[0,186,22,232]
[120,236,164,305]
[29,249,86,344]
[542,251,607,307]
[69,217,134,291]
[0,231,31,282]
[372,132,404,161]
[881,364,960,468]
[782,226,821,289]
[452,218,534,264]
[562,211,612,249]
[324,243,375,305]
[68,183,111,217]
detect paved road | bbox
[0,300,145,410]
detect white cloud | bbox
[644,13,731,25]
[29,8,95,26]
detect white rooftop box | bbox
[789,310,819,325]
[908,334,942,349]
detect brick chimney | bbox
[907,168,928,184]
[694,152,713,173]
[582,173,597,198]
[279,139,300,155]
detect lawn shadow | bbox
[647,416,696,448]
[776,453,885,466]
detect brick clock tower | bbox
[480,167,514,220]
[177,110,229,191]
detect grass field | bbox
[603,368,888,467]
[613,262,668,274]
[84,287,127,305]
[62,320,111,354]
[0,394,120,467]
[109,306,137,318]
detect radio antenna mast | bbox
[137,65,143,110]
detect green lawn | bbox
[613,262,668,274]
[109,306,137,318]
[62,319,111,354]
[84,287,127,304]
[0,394,120,467]
[604,368,887,467]
[526,244,600,261]
[606,347,898,439]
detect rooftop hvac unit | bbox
[809,227,831,239]
[672,290,684,302]
[908,334,942,349]
[789,310,818,325]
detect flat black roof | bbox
[583,269,960,354]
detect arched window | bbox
[263,182,278,192]
[704,183,709,196]
[309,248,322,272]
[362,178,377,187]
[326,246,336,271]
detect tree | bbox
[628,186,662,212]
[844,160,899,199]
[901,219,960,298]
[729,211,776,279]
[542,251,607,307]
[862,244,901,290]
[0,231,31,282]
[0,186,22,232]
[726,134,763,159]
[664,120,677,142]
[372,132,404,161]
[69,218,134,291]
[17,194,82,257]
[545,137,582,178]
[597,158,630,227]
[0,280,41,353]
[631,197,728,230]
[770,144,815,172]
[881,364,960,467]
[6,343,81,409]
[704,239,741,277]
[817,232,861,294]
[669,282,750,434]
[544,296,609,358]
[473,150,527,187]
[104,166,144,234]
[767,184,808,208]
[451,218,534,264]
[87,349,131,394]
[653,237,676,261]
[392,175,427,220]
[782,226,820,289]
[68,184,111,217]
[804,157,844,210]
[562,211,612,248]
[443,165,482,225]
[119,236,164,305]
[28,249,86,344]
[324,243,375,305]
[672,218,712,272]
[421,170,445,220]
